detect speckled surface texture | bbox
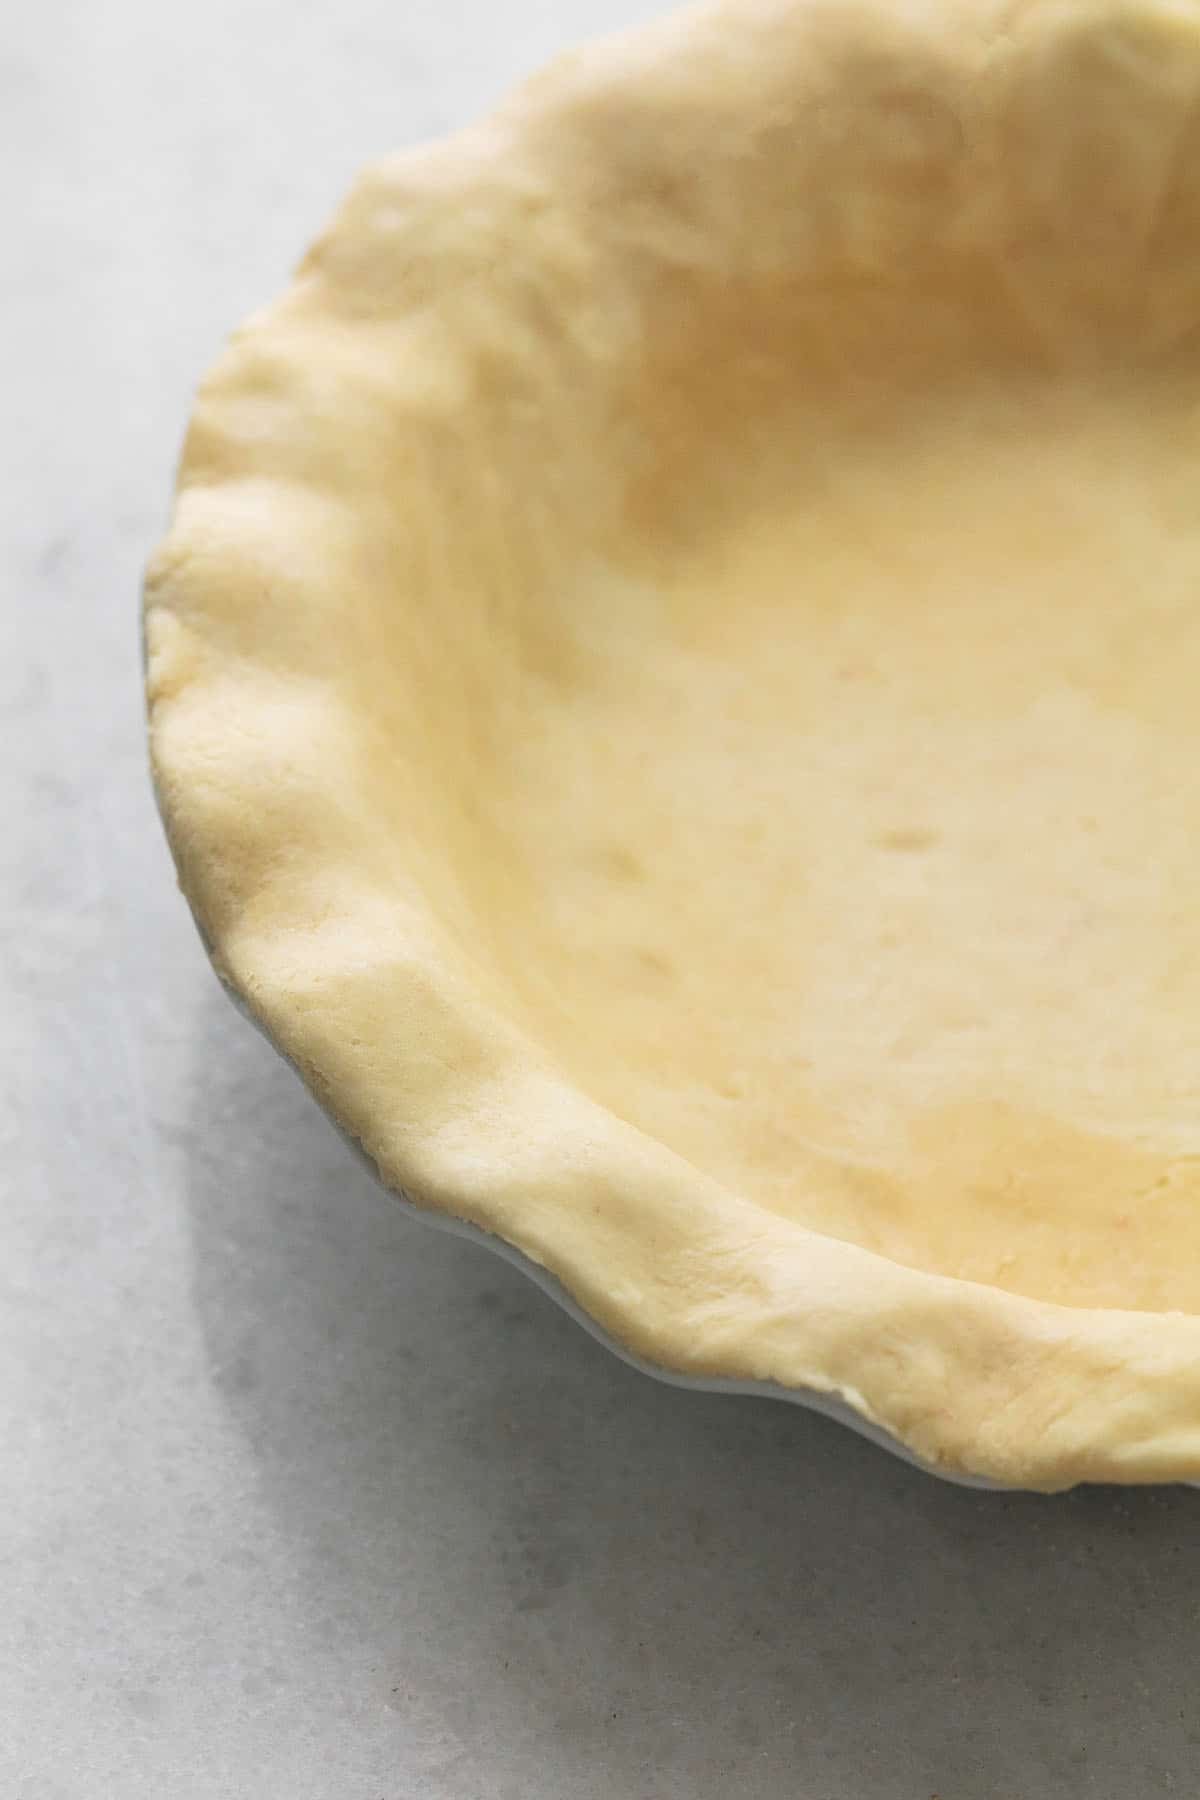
[5,2,1200,1794]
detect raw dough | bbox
[145,0,1200,1487]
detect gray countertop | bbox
[5,2,1197,1794]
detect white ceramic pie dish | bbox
[146,0,1200,1492]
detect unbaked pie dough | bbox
[145,0,1200,1487]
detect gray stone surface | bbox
[4,2,1199,1794]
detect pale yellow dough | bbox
[145,0,1200,1487]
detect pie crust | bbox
[145,0,1200,1488]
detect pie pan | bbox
[145,0,1200,1490]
